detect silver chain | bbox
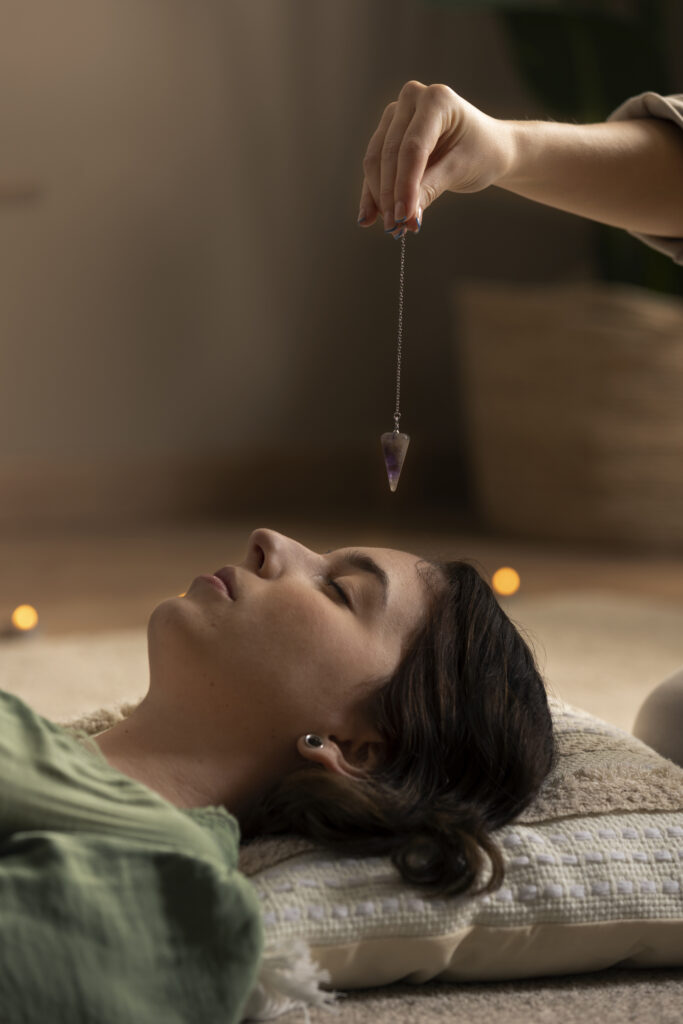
[393,233,406,432]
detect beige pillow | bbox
[240,698,683,993]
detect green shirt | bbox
[0,689,263,1023]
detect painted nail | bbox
[357,210,366,224]
[384,223,397,234]
[383,211,396,232]
[394,201,406,223]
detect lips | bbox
[195,574,230,597]
[213,566,236,600]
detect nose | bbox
[246,528,273,572]
[245,527,317,578]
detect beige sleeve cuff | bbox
[607,91,683,265]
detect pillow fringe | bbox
[241,938,341,1021]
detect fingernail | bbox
[383,211,395,233]
[417,205,422,226]
[394,201,406,223]
[357,210,366,224]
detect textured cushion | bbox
[240,699,683,990]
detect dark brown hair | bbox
[242,559,556,898]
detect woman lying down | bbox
[3,526,568,1022]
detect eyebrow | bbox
[334,549,390,610]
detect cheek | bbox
[241,587,370,696]
[247,590,336,675]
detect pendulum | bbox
[381,232,410,492]
[381,233,410,492]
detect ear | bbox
[296,730,384,779]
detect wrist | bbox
[494,120,534,189]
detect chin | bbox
[148,594,184,629]
[148,591,227,669]
[147,596,197,659]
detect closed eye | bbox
[325,577,351,608]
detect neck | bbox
[92,694,286,823]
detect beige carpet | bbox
[275,968,683,1023]
[1,589,682,1023]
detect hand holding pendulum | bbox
[381,233,410,492]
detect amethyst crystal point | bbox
[381,430,410,492]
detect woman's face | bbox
[147,528,440,770]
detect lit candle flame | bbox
[492,567,521,597]
[11,604,39,631]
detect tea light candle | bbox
[3,604,40,639]
[492,567,521,597]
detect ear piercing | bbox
[304,734,324,749]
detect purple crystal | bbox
[380,431,410,492]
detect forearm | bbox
[496,118,683,237]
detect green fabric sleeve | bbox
[0,689,263,1023]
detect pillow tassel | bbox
[241,938,341,1021]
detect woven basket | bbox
[454,281,683,549]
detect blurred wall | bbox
[0,0,677,528]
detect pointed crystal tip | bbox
[381,431,410,492]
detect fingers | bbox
[395,91,449,229]
[359,81,448,236]
[378,91,420,233]
[360,101,397,230]
[357,176,379,227]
